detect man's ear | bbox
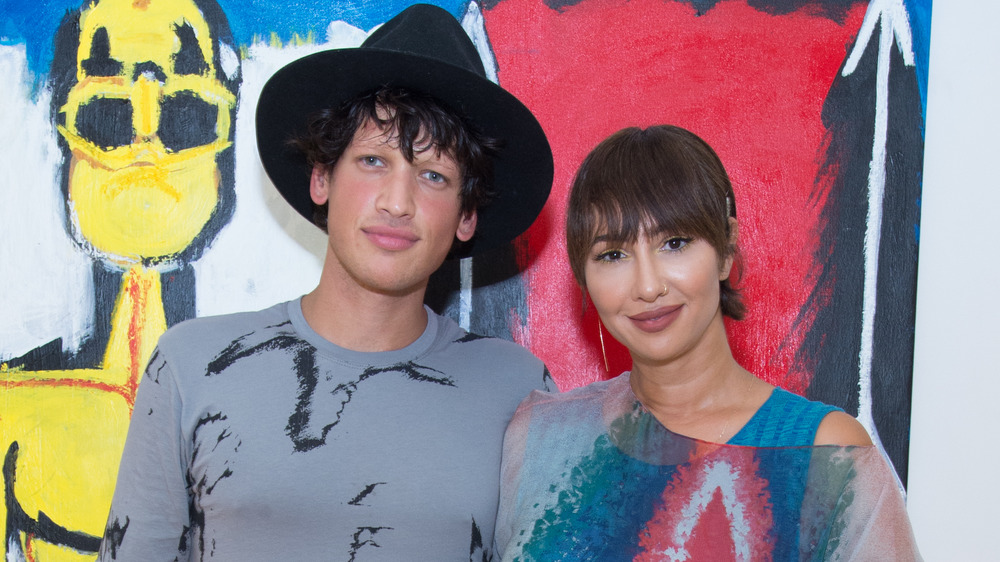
[720,216,739,281]
[310,165,330,205]
[456,210,478,242]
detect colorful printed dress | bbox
[494,373,920,561]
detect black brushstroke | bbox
[541,366,555,393]
[347,482,387,506]
[207,323,458,452]
[81,27,121,76]
[131,60,168,83]
[791,17,923,485]
[457,332,488,343]
[285,346,323,451]
[173,22,209,75]
[160,92,219,151]
[183,411,237,560]
[348,526,392,561]
[100,516,129,559]
[427,242,531,343]
[4,442,102,554]
[470,517,493,562]
[76,97,132,149]
[205,320,302,375]
[286,360,455,452]
[868,38,922,486]
[147,349,166,384]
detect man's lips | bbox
[363,225,420,251]
[628,305,682,333]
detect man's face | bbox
[57,0,236,264]
[311,120,477,297]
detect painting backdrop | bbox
[0,0,930,559]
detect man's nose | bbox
[376,170,416,217]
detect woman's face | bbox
[584,227,734,368]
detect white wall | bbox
[907,1,1000,559]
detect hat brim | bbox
[255,47,553,258]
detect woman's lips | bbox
[628,305,681,333]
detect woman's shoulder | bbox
[731,387,871,447]
[814,410,874,446]
[767,389,873,446]
[519,374,621,409]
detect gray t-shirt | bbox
[99,299,550,561]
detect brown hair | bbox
[566,125,745,320]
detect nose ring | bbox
[659,284,668,296]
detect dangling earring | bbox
[597,317,610,373]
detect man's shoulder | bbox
[514,374,621,420]
[429,312,550,389]
[157,300,295,353]
[433,318,540,363]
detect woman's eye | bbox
[595,249,627,262]
[663,237,692,251]
[361,155,384,167]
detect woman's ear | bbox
[720,217,739,281]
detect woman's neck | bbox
[628,319,770,442]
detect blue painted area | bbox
[904,0,933,119]
[0,0,936,120]
[0,0,469,79]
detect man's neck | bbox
[300,267,431,353]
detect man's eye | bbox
[422,170,446,183]
[361,156,383,166]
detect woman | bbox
[494,126,919,560]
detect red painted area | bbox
[485,0,866,392]
[2,377,134,406]
[126,272,145,399]
[636,452,773,560]
[685,488,739,559]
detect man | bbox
[98,4,553,560]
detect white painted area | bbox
[461,0,500,83]
[192,39,341,317]
[457,1,501,331]
[907,2,1000,559]
[191,22,370,317]
[842,0,916,475]
[0,45,93,358]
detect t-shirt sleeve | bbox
[493,390,544,558]
[98,347,191,561]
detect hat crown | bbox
[363,4,486,79]
[255,3,553,257]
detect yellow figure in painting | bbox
[0,0,240,559]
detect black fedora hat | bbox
[255,3,553,257]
